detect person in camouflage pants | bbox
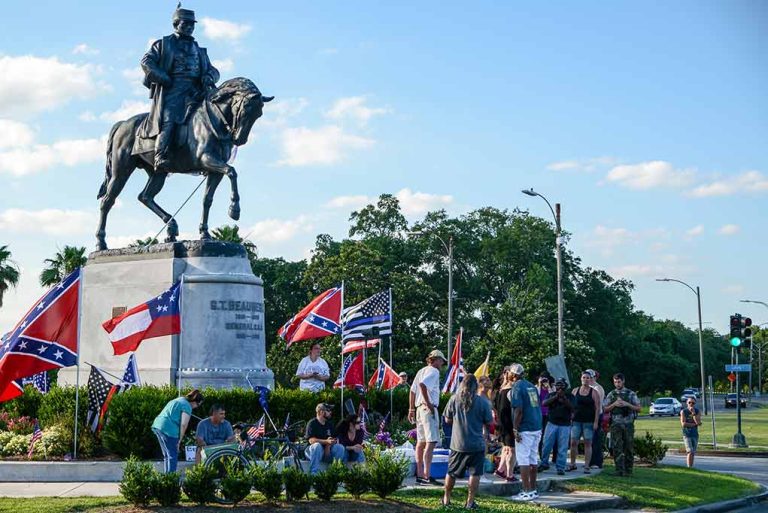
[603,373,641,476]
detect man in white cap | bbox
[409,349,447,485]
[508,363,543,501]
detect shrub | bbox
[220,457,252,505]
[152,471,181,507]
[0,385,44,419]
[182,464,217,505]
[251,463,283,501]
[7,416,34,434]
[53,415,97,458]
[33,425,70,458]
[312,459,345,501]
[283,465,312,501]
[343,463,371,499]
[367,447,409,498]
[2,433,30,456]
[119,456,155,507]
[634,430,668,466]
[0,431,15,450]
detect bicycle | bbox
[202,420,307,504]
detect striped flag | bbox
[341,290,392,343]
[28,420,42,458]
[442,328,465,394]
[378,412,390,433]
[248,415,265,440]
[357,404,370,440]
[282,412,291,431]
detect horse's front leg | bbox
[200,173,223,240]
[200,154,239,221]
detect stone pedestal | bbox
[57,241,273,390]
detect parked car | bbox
[650,397,683,416]
[725,393,747,408]
[680,388,699,402]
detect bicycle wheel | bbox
[203,448,251,505]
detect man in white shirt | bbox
[296,342,330,392]
[409,349,446,485]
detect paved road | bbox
[725,504,767,513]
[663,452,768,487]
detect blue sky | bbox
[1,1,767,337]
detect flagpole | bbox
[83,361,123,382]
[177,275,184,395]
[73,267,84,460]
[388,287,394,417]
[340,281,345,418]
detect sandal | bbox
[494,469,507,479]
[583,467,591,474]
[505,475,518,482]
[566,464,577,472]
[440,497,451,507]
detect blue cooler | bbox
[430,449,450,478]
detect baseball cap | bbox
[555,378,567,388]
[427,349,447,362]
[509,363,524,376]
[315,403,334,413]
[585,369,596,378]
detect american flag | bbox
[86,366,114,432]
[357,404,370,440]
[341,338,381,355]
[28,420,42,458]
[282,412,291,431]
[22,371,50,394]
[379,412,390,433]
[248,415,265,439]
[341,290,392,343]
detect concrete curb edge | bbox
[673,485,768,513]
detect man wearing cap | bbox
[585,369,605,469]
[304,403,345,474]
[139,6,220,171]
[409,349,447,485]
[603,373,641,476]
[508,363,543,502]
[540,378,574,475]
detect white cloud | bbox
[395,188,453,215]
[0,136,106,176]
[722,285,745,295]
[259,98,309,128]
[245,216,313,243]
[0,119,35,149]
[0,208,94,235]
[0,55,109,115]
[122,67,146,96]
[687,170,768,198]
[585,225,636,257]
[90,100,150,123]
[325,96,390,126]
[212,58,234,73]
[277,125,373,166]
[686,225,704,238]
[605,161,695,190]
[607,264,665,279]
[325,195,371,210]
[200,17,252,41]
[718,224,740,236]
[72,44,99,55]
[547,156,617,173]
[105,231,157,249]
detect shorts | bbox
[570,421,594,441]
[684,436,698,454]
[416,405,440,443]
[447,450,485,478]
[516,430,541,466]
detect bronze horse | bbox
[95,77,273,250]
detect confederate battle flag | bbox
[278,287,342,347]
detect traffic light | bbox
[729,314,752,349]
[742,317,753,353]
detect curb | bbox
[672,485,768,513]
[673,449,768,458]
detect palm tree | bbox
[212,225,258,258]
[0,245,20,308]
[40,246,87,287]
[129,237,159,247]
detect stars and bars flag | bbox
[341,338,381,355]
[0,269,80,400]
[340,290,392,343]
[248,415,265,439]
[121,353,141,387]
[86,366,114,432]
[27,420,42,458]
[367,358,403,391]
[333,352,365,390]
[278,287,342,347]
[102,282,181,355]
[442,328,465,394]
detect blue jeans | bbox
[305,442,345,474]
[344,447,366,464]
[153,427,179,473]
[541,423,570,471]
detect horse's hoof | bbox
[228,205,240,221]
[96,241,107,251]
[200,232,212,241]
[164,236,177,243]
[167,220,179,237]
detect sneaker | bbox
[465,501,479,510]
[428,477,444,486]
[529,490,539,500]
[415,476,428,485]
[557,469,565,475]
[512,491,533,501]
[537,463,550,472]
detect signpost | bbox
[725,364,751,372]
[727,357,748,448]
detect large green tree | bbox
[40,246,87,287]
[0,245,20,308]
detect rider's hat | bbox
[173,7,197,23]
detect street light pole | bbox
[522,189,565,358]
[656,278,708,415]
[739,300,768,395]
[408,231,455,359]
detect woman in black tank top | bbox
[568,373,599,473]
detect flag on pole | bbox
[378,412,390,433]
[253,385,270,412]
[334,352,365,389]
[121,353,141,387]
[442,328,465,394]
[357,404,370,440]
[102,282,181,355]
[86,366,114,432]
[0,269,80,399]
[278,287,342,347]
[474,351,490,378]
[248,415,265,439]
[341,338,381,355]
[368,358,403,391]
[0,381,24,403]
[282,412,291,431]
[341,291,392,343]
[27,420,42,458]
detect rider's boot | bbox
[154,126,174,172]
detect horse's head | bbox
[210,78,274,146]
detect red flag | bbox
[334,352,364,389]
[368,358,403,391]
[0,269,80,399]
[0,381,23,403]
[278,287,342,347]
[342,338,381,355]
[102,282,180,355]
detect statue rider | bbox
[137,6,220,171]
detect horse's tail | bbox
[97,122,121,200]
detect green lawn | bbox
[563,463,761,511]
[635,404,768,448]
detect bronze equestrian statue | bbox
[95,6,273,251]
